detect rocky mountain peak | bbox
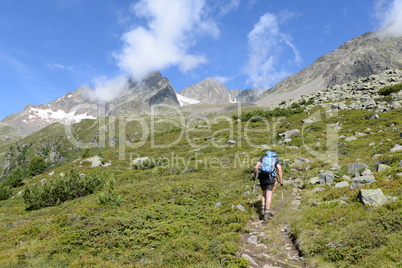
[258,31,402,106]
[179,77,230,104]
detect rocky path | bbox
[239,182,310,268]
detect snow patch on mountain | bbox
[28,107,96,124]
[176,94,200,106]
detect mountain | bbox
[0,72,180,140]
[230,88,261,103]
[257,31,402,105]
[179,77,232,104]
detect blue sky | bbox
[0,0,401,119]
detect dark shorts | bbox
[261,182,276,192]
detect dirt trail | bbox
[239,182,311,268]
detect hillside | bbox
[257,32,402,106]
[0,68,401,267]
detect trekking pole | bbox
[252,181,255,219]
[252,175,259,219]
[280,183,288,232]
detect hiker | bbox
[253,150,283,220]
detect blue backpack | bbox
[258,151,278,184]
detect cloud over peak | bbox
[375,0,402,36]
[245,11,301,89]
[115,0,219,82]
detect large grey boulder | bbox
[377,164,391,172]
[390,144,402,152]
[318,171,334,185]
[335,181,349,188]
[348,162,368,174]
[80,156,111,168]
[132,157,150,165]
[361,98,377,109]
[278,129,300,139]
[349,175,376,189]
[345,136,357,142]
[358,189,388,206]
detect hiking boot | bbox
[265,209,273,219]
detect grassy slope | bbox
[0,100,401,267]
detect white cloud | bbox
[85,76,129,102]
[245,12,301,89]
[114,0,219,82]
[48,63,74,72]
[219,0,240,16]
[87,0,219,102]
[375,0,402,36]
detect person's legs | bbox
[265,190,273,209]
[261,189,267,214]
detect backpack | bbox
[258,151,278,184]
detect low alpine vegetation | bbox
[378,83,402,96]
[23,169,104,210]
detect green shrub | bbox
[28,156,46,177]
[233,106,305,122]
[378,83,402,96]
[6,166,24,187]
[0,182,12,201]
[23,169,105,210]
[82,148,91,158]
[98,178,121,206]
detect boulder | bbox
[278,129,300,139]
[331,102,348,110]
[349,175,376,189]
[335,181,349,188]
[347,162,368,174]
[377,164,391,172]
[345,136,357,142]
[312,187,326,192]
[361,98,377,109]
[391,101,401,109]
[369,114,380,120]
[308,177,320,185]
[358,189,388,206]
[390,144,402,152]
[80,156,111,168]
[132,157,150,165]
[362,168,372,176]
[293,157,310,165]
[302,118,318,123]
[318,171,334,185]
[399,160,402,168]
[355,132,367,137]
[236,204,246,212]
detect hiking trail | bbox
[239,179,312,268]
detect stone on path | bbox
[242,253,258,266]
